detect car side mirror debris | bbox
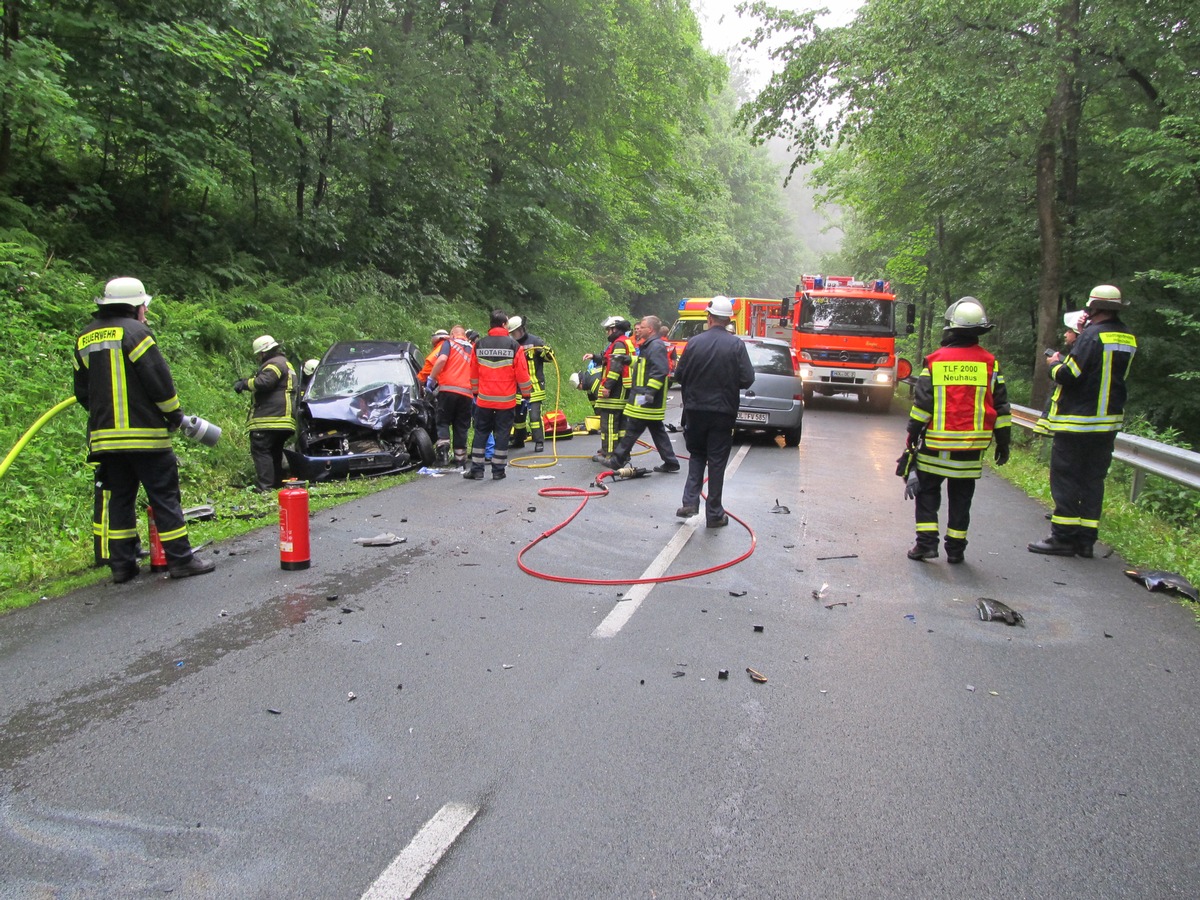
[1123,569,1198,602]
[354,532,407,546]
[977,597,1025,626]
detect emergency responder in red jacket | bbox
[429,325,475,468]
[905,297,1011,564]
[587,315,636,461]
[465,310,531,480]
[234,335,298,491]
[1029,285,1136,557]
[73,277,215,583]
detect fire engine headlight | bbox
[876,354,889,365]
[799,351,813,361]
[874,372,893,384]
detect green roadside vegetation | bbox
[0,259,604,612]
[997,426,1200,607]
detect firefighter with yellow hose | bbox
[73,277,215,583]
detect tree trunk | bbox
[1031,0,1081,411]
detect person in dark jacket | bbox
[234,335,297,491]
[1029,285,1136,557]
[602,315,680,473]
[73,277,215,583]
[507,315,553,452]
[672,297,755,528]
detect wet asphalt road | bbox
[2,395,1200,899]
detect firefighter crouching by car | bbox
[465,310,531,480]
[587,316,636,462]
[234,335,298,492]
[506,315,553,452]
[905,297,1011,565]
[74,276,216,583]
[428,325,475,468]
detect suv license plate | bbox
[738,412,770,424]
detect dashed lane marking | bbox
[359,801,479,900]
[591,443,752,639]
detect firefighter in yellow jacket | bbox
[905,297,1011,564]
[234,335,298,491]
[73,277,215,583]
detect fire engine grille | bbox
[809,350,880,365]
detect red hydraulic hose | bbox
[516,469,756,585]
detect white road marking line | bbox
[592,443,752,639]
[360,801,479,900]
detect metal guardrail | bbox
[1011,403,1200,500]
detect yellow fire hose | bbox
[0,396,79,481]
[509,352,653,469]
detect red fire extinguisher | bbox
[146,506,169,573]
[278,480,311,570]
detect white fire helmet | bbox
[96,277,152,307]
[706,296,735,319]
[943,297,990,330]
[506,315,524,333]
[252,335,279,355]
[1086,284,1125,311]
[1063,310,1087,334]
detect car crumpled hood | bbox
[303,384,415,430]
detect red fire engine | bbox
[785,275,914,411]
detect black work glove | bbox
[993,429,1011,466]
[165,409,185,432]
[233,378,249,394]
[906,422,924,450]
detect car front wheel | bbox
[410,426,436,466]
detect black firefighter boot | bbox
[907,539,939,561]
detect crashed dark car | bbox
[284,341,437,481]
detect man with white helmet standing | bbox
[73,277,215,582]
[234,335,297,491]
[672,297,755,528]
[1029,285,1136,557]
[905,297,1011,564]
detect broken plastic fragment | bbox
[746,667,768,683]
[812,582,829,600]
[729,590,747,597]
[354,533,407,546]
[347,692,357,701]
[718,669,729,680]
[770,500,791,514]
[977,597,1025,626]
[1123,569,1198,602]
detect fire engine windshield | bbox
[799,296,894,335]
